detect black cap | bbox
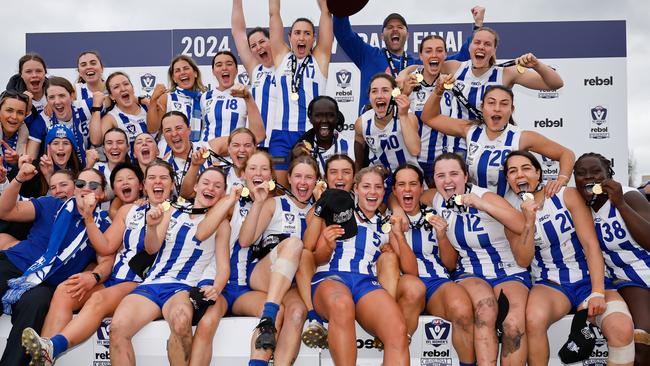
[383,13,408,29]
[314,189,357,240]
[558,309,596,363]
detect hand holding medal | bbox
[515,53,539,72]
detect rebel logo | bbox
[584,76,613,86]
[534,118,563,128]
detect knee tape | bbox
[608,341,635,364]
[271,257,298,280]
[595,300,631,328]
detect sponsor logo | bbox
[334,69,354,103]
[93,318,111,365]
[584,324,608,366]
[356,338,381,349]
[422,349,451,358]
[538,89,559,99]
[333,208,353,224]
[238,72,250,86]
[584,76,613,86]
[534,118,563,128]
[539,213,550,222]
[589,106,610,139]
[140,73,156,94]
[541,155,559,181]
[416,90,427,101]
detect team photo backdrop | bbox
[26,18,628,182]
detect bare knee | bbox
[281,237,303,256]
[326,295,355,324]
[285,300,307,326]
[525,305,550,335]
[168,306,193,336]
[448,298,474,331]
[501,317,525,356]
[474,297,497,328]
[399,278,425,304]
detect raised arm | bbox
[0,159,37,222]
[602,179,650,251]
[395,94,420,157]
[80,197,129,256]
[238,194,275,247]
[506,199,537,267]
[144,204,171,254]
[332,16,373,67]
[269,0,291,66]
[213,220,231,293]
[520,130,575,197]
[146,85,168,134]
[421,78,472,138]
[506,53,564,90]
[195,188,240,241]
[233,85,266,143]
[180,148,208,199]
[232,0,259,74]
[312,0,333,76]
[353,117,367,172]
[463,191,525,234]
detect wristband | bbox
[14,177,25,184]
[581,291,605,307]
[91,106,102,113]
[91,272,101,283]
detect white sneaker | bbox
[22,327,54,366]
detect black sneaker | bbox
[254,317,277,350]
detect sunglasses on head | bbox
[0,90,30,103]
[74,179,101,190]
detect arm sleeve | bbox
[333,16,373,67]
[446,33,472,61]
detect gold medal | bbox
[415,73,424,83]
[268,180,276,191]
[592,183,603,195]
[303,141,312,151]
[290,92,299,101]
[454,195,463,206]
[443,82,454,90]
[522,193,534,201]
[516,64,526,74]
[201,150,210,159]
[241,187,250,198]
[425,212,434,222]
[161,201,171,212]
[177,196,186,204]
[381,222,392,233]
[391,88,401,97]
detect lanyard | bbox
[383,49,407,78]
[290,54,312,96]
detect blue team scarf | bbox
[175,88,202,141]
[2,198,94,314]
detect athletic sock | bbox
[50,334,69,358]
[261,302,280,323]
[249,359,268,366]
[307,309,324,324]
[459,362,477,366]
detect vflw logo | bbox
[589,105,610,139]
[424,318,451,347]
[140,73,156,94]
[336,69,352,89]
[238,72,250,86]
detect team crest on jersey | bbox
[133,210,145,222]
[284,213,295,224]
[441,209,452,220]
[126,124,137,135]
[468,142,480,156]
[416,90,426,101]
[140,73,156,94]
[335,69,352,89]
[173,102,183,110]
[206,99,213,108]
[240,208,249,217]
[237,72,250,86]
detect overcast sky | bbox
[1,0,647,184]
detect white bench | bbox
[0,315,608,365]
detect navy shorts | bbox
[130,283,191,309]
[422,276,452,304]
[311,271,382,304]
[269,130,302,170]
[221,283,254,314]
[452,271,532,289]
[536,277,615,312]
